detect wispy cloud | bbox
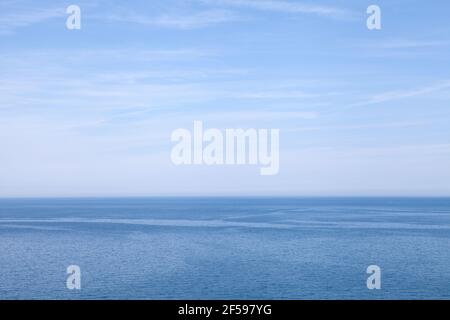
[233,90,318,99]
[0,7,64,34]
[321,81,450,116]
[0,48,212,69]
[288,121,427,132]
[200,0,355,20]
[101,9,240,29]
[358,81,450,106]
[189,110,319,121]
[364,39,449,50]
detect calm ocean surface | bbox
[0,197,449,300]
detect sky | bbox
[0,0,450,197]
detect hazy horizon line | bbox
[1,195,450,199]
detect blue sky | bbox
[1,0,450,196]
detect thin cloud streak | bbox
[99,9,241,29]
[288,121,428,132]
[320,81,450,116]
[357,81,450,106]
[0,7,64,34]
[200,0,356,20]
[373,39,449,49]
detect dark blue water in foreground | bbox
[0,197,449,300]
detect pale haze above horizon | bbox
[1,0,450,197]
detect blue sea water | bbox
[0,197,449,300]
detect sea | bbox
[0,197,449,299]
